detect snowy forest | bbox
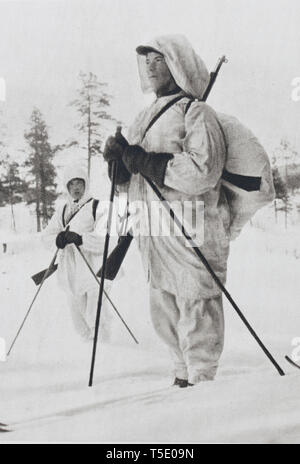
[1,76,300,235]
[0,71,115,235]
[1,93,299,242]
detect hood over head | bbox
[63,163,90,205]
[136,34,209,99]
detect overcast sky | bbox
[0,0,299,166]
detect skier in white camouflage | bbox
[103,35,230,387]
[42,164,112,342]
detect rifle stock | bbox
[31,263,58,286]
[31,224,72,285]
[33,232,133,285]
[97,232,133,280]
[202,55,227,102]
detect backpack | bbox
[142,95,275,240]
[216,112,275,239]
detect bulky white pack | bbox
[217,112,275,239]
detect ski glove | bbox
[122,145,174,188]
[56,231,68,249]
[103,131,128,162]
[108,160,131,185]
[104,132,131,185]
[65,231,83,247]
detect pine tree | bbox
[0,115,27,231]
[70,72,115,179]
[0,155,26,230]
[0,177,6,207]
[24,108,58,232]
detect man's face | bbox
[145,52,176,95]
[67,178,85,201]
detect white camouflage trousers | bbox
[67,286,112,341]
[150,287,224,384]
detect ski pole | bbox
[88,129,120,387]
[7,225,71,356]
[7,248,59,357]
[142,175,285,376]
[74,244,138,344]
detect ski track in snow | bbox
[1,220,300,443]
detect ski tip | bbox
[0,421,12,433]
[0,425,11,433]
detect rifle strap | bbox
[141,95,186,142]
[184,98,195,114]
[62,197,93,228]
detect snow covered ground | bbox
[1,212,300,443]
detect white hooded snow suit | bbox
[124,35,230,383]
[42,165,110,340]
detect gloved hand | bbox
[104,131,131,184]
[115,130,129,149]
[103,131,129,162]
[108,161,131,185]
[65,230,83,247]
[56,231,68,249]
[122,145,174,188]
